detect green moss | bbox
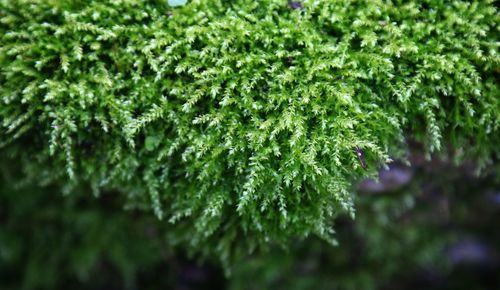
[1,0,499,264]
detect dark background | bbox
[1,151,499,290]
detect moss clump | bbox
[1,0,498,262]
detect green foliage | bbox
[1,0,499,264]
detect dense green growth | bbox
[1,0,499,263]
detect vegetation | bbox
[2,152,499,289]
[1,0,498,269]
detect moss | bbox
[1,0,499,265]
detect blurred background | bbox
[1,147,499,290]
